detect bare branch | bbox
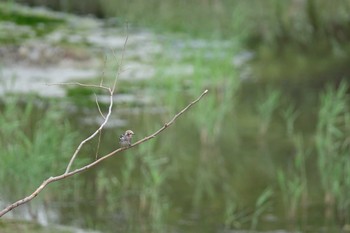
[95,130,102,160]
[47,82,111,92]
[46,82,112,174]
[59,28,129,173]
[131,89,209,145]
[112,24,129,93]
[0,89,208,217]
[94,93,106,119]
[100,54,108,87]
[65,92,113,173]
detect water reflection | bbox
[0,4,349,233]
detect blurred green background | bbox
[0,0,350,232]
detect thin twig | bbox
[48,82,111,92]
[63,27,130,173]
[100,54,108,87]
[112,24,129,93]
[94,93,106,119]
[65,91,113,173]
[0,89,209,217]
[132,89,209,144]
[95,130,102,160]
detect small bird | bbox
[119,130,135,148]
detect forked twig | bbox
[0,89,208,217]
[65,91,113,173]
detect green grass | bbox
[8,0,350,50]
[98,0,350,44]
[0,219,72,233]
[0,95,81,212]
[0,6,64,26]
[1,64,350,231]
[256,87,281,136]
[316,81,350,220]
[277,134,310,220]
[1,2,350,230]
[0,2,65,43]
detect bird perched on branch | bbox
[119,130,134,148]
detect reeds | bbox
[316,81,350,221]
[0,95,79,218]
[277,134,310,221]
[256,87,281,136]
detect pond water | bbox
[1,3,350,233]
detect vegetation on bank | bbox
[3,0,349,85]
[0,1,350,232]
[12,0,350,49]
[0,2,64,44]
[0,219,74,233]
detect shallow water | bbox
[0,4,350,233]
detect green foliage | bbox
[277,134,309,220]
[12,0,350,50]
[0,2,65,43]
[256,87,281,135]
[98,0,350,47]
[281,104,299,137]
[1,1,350,228]
[0,218,73,233]
[316,81,350,220]
[0,4,64,26]
[250,187,273,230]
[0,96,78,202]
[224,200,240,229]
[223,188,273,231]
[66,86,101,107]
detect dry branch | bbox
[47,82,111,91]
[65,91,113,173]
[0,89,208,217]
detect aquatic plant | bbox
[256,87,281,136]
[316,81,350,221]
[0,96,79,218]
[277,134,310,221]
[250,187,273,230]
[281,104,299,137]
[0,65,208,218]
